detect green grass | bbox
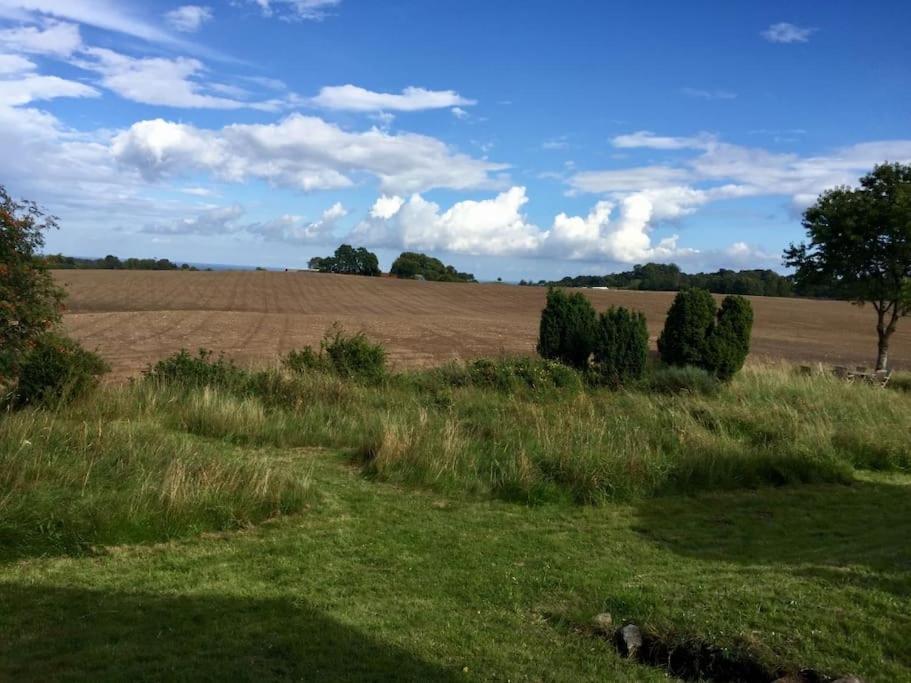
[1,361,910,680]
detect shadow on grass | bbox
[632,478,911,597]
[0,582,460,682]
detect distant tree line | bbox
[309,244,381,276]
[520,262,838,298]
[39,254,198,271]
[308,245,475,282]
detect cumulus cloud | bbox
[0,19,81,56]
[0,72,99,104]
[111,114,507,193]
[311,84,475,112]
[165,5,213,32]
[250,202,347,243]
[761,22,815,44]
[350,186,696,263]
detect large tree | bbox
[784,163,911,370]
[0,185,65,383]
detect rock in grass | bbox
[615,623,643,658]
[832,677,865,683]
[591,612,613,634]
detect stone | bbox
[591,612,613,634]
[616,623,643,658]
[832,678,865,683]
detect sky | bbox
[1,0,909,280]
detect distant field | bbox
[55,269,910,379]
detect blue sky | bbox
[1,0,909,280]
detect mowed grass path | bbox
[1,449,908,681]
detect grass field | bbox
[2,360,910,681]
[55,270,911,379]
[5,272,909,680]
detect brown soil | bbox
[54,270,910,381]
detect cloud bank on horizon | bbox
[0,0,908,277]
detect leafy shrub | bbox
[282,346,326,374]
[642,365,720,396]
[592,307,649,385]
[1,186,65,384]
[12,333,108,407]
[536,288,597,369]
[145,348,248,391]
[466,357,582,392]
[284,325,386,383]
[657,288,716,368]
[706,295,754,380]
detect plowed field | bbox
[55,270,909,380]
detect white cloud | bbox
[680,87,736,101]
[0,19,81,56]
[567,166,692,193]
[165,5,213,32]
[250,202,347,243]
[0,72,98,104]
[0,0,174,44]
[611,130,716,150]
[370,194,404,219]
[761,22,815,44]
[351,186,696,263]
[74,47,285,110]
[112,113,507,193]
[311,84,475,112]
[451,106,469,120]
[0,52,34,72]
[249,0,340,21]
[142,204,245,235]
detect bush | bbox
[658,289,754,380]
[12,333,108,407]
[641,365,720,396]
[145,348,248,391]
[284,325,386,383]
[466,357,582,393]
[592,307,648,385]
[706,295,754,380]
[1,186,65,384]
[537,288,597,369]
[657,288,716,368]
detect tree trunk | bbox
[876,332,889,371]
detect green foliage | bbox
[311,244,381,276]
[641,365,720,396]
[592,306,649,385]
[785,163,911,368]
[0,185,65,383]
[145,348,249,391]
[283,325,387,382]
[390,251,475,282]
[463,357,582,393]
[657,288,716,368]
[39,254,195,270]
[536,287,597,369]
[706,295,754,380]
[11,333,108,408]
[537,263,794,297]
[320,325,387,381]
[657,289,754,380]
